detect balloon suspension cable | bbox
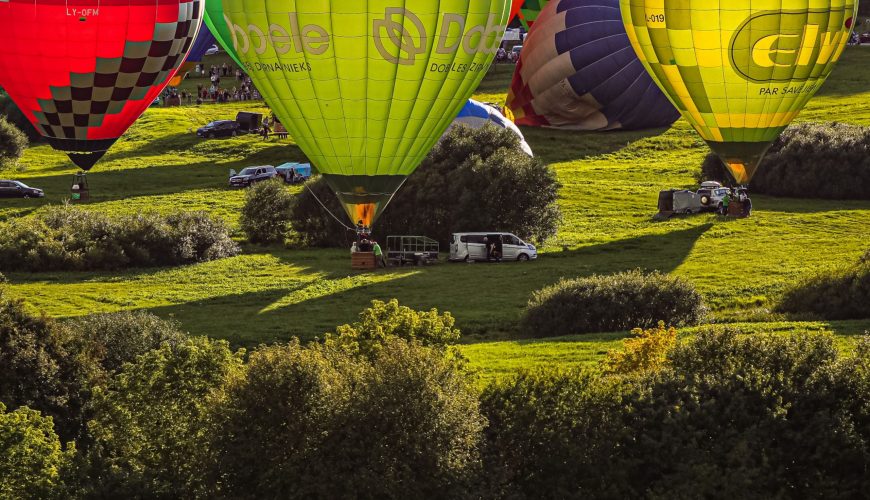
[302,182,356,233]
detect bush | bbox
[327,299,461,357]
[60,311,186,374]
[0,93,39,142]
[292,125,561,247]
[776,258,870,320]
[0,289,99,443]
[616,329,870,497]
[522,269,706,337]
[86,337,244,498]
[480,371,626,498]
[241,179,294,244]
[700,122,870,199]
[209,336,484,498]
[0,205,239,272]
[0,115,27,168]
[481,329,870,498]
[603,321,678,376]
[0,403,70,499]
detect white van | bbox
[449,233,537,262]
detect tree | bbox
[241,179,295,244]
[292,125,561,247]
[0,403,70,499]
[86,337,244,497]
[0,115,27,168]
[210,336,484,498]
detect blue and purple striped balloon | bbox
[506,0,679,131]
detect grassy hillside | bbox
[2,51,869,379]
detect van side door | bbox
[502,234,521,260]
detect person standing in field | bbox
[373,241,386,267]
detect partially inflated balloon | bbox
[621,0,857,184]
[510,0,525,22]
[506,0,679,130]
[448,99,534,156]
[169,26,217,87]
[518,0,550,29]
[203,0,244,69]
[223,1,511,227]
[0,0,202,170]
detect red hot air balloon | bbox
[0,0,203,170]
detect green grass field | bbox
[2,51,869,380]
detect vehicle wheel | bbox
[231,130,237,137]
[700,195,710,205]
[464,255,470,263]
[22,194,30,199]
[518,254,530,262]
[717,203,723,214]
[208,132,215,139]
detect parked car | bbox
[449,232,537,262]
[510,45,523,62]
[205,44,220,56]
[0,180,44,198]
[197,120,241,139]
[860,32,870,44]
[275,162,312,184]
[228,166,278,188]
[696,181,730,211]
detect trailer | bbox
[386,236,439,266]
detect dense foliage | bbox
[0,116,27,168]
[0,205,239,272]
[700,122,870,199]
[4,292,869,497]
[240,179,294,244]
[209,337,483,499]
[0,403,69,499]
[292,125,561,247]
[0,93,38,142]
[481,328,870,498]
[522,269,706,337]
[777,253,870,320]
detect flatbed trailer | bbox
[386,236,439,266]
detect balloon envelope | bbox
[0,0,202,170]
[203,0,244,69]
[620,0,857,184]
[518,0,551,29]
[448,99,534,156]
[506,0,679,131]
[170,26,217,87]
[223,0,512,227]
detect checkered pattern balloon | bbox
[0,0,203,170]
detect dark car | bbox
[0,180,44,198]
[197,120,241,139]
[860,32,870,44]
[229,166,278,188]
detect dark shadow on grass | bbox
[136,224,712,346]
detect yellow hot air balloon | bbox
[222,0,512,228]
[620,0,857,184]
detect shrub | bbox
[0,205,239,272]
[480,371,627,498]
[0,115,27,167]
[0,403,70,499]
[776,259,870,320]
[327,299,461,357]
[0,93,39,141]
[86,337,244,498]
[616,329,870,497]
[292,125,561,247]
[60,311,186,374]
[241,179,294,244]
[700,122,870,199]
[0,289,100,443]
[602,321,678,376]
[209,336,484,498]
[522,269,706,337]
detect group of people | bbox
[187,64,259,103]
[482,236,502,262]
[719,190,753,217]
[351,238,386,267]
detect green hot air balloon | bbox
[620,0,857,184]
[222,0,511,228]
[204,0,244,68]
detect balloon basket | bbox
[70,172,90,203]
